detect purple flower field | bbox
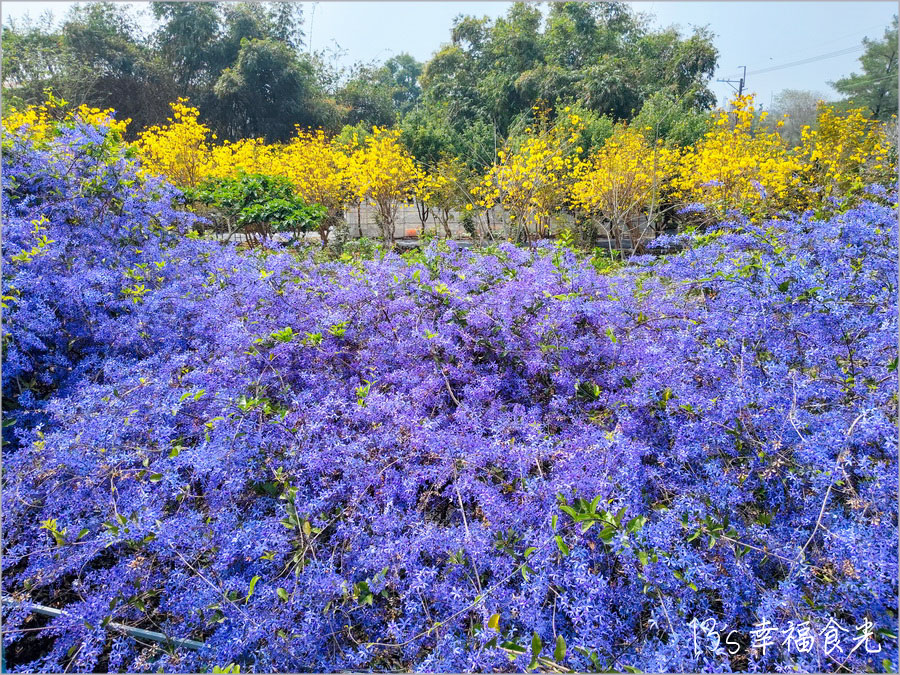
[2,120,897,672]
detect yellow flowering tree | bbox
[569,125,679,252]
[135,99,214,189]
[474,107,583,243]
[206,137,279,180]
[346,127,421,244]
[277,129,353,245]
[797,104,896,210]
[672,95,803,221]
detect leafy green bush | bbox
[186,173,326,244]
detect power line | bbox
[747,45,864,76]
[764,22,889,63]
[833,71,898,88]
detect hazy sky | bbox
[2,1,896,107]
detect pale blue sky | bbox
[2,2,896,107]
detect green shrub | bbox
[186,173,326,244]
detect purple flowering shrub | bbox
[2,120,897,672]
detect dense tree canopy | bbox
[833,16,898,120]
[214,37,329,141]
[152,1,334,140]
[2,2,336,140]
[336,63,402,130]
[1,4,174,128]
[420,2,718,140]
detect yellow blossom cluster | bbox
[797,104,896,206]
[474,109,583,241]
[134,99,214,188]
[274,129,353,215]
[344,127,422,242]
[5,93,896,244]
[133,102,422,242]
[205,138,280,180]
[136,101,283,186]
[277,130,355,242]
[132,101,453,241]
[569,125,679,244]
[467,97,895,236]
[3,92,129,147]
[671,95,804,220]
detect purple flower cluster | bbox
[2,122,897,672]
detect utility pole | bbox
[717,65,746,99]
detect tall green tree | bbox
[833,16,898,120]
[2,4,174,130]
[63,3,175,130]
[419,1,718,140]
[400,100,496,171]
[151,2,222,92]
[335,53,422,128]
[267,2,305,51]
[381,54,423,115]
[150,2,335,139]
[420,16,492,131]
[336,63,399,129]
[214,37,331,141]
[400,101,455,166]
[2,14,75,109]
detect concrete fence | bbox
[206,202,664,251]
[340,203,665,249]
[341,202,588,240]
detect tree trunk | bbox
[377,201,396,245]
[415,198,431,230]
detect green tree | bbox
[63,3,174,131]
[419,1,717,140]
[578,55,642,120]
[420,17,491,131]
[2,14,75,109]
[765,89,826,147]
[151,1,331,138]
[214,38,331,141]
[400,101,496,172]
[218,3,272,65]
[400,102,456,167]
[2,4,175,132]
[381,54,423,115]
[151,2,222,92]
[188,173,325,244]
[566,102,616,153]
[631,91,712,146]
[633,27,717,110]
[833,16,898,120]
[543,2,602,70]
[336,63,398,129]
[485,2,544,131]
[268,2,305,51]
